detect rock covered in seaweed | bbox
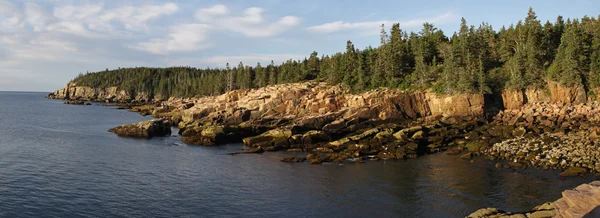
[109,119,171,138]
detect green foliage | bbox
[547,19,591,86]
[71,9,599,99]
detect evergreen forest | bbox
[71,9,600,99]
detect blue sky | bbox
[0,0,598,91]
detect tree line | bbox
[72,8,600,98]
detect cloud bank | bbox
[133,4,301,54]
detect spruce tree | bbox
[548,21,587,86]
[523,8,544,86]
[308,51,320,80]
[342,40,358,87]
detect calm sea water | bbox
[0,91,595,217]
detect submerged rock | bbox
[559,167,587,177]
[280,157,306,163]
[109,119,171,138]
[459,152,473,160]
[445,149,462,155]
[64,100,85,105]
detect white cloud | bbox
[98,2,179,32]
[24,2,50,32]
[0,2,179,38]
[307,12,458,34]
[0,1,182,66]
[132,4,301,55]
[239,7,265,24]
[194,5,300,37]
[0,0,21,32]
[195,4,229,21]
[4,33,80,61]
[46,21,102,38]
[0,2,305,91]
[53,3,104,20]
[132,24,212,54]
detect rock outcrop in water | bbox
[468,181,600,218]
[109,119,171,138]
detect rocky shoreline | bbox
[468,181,600,218]
[47,81,600,175]
[48,81,600,217]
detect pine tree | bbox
[414,53,427,86]
[268,60,277,85]
[342,40,358,87]
[236,62,245,89]
[523,8,544,86]
[354,50,368,92]
[254,62,266,88]
[387,23,403,87]
[590,16,600,87]
[226,63,234,91]
[548,21,587,86]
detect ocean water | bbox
[0,91,595,217]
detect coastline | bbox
[45,81,600,173]
[45,82,600,217]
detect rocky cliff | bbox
[50,79,593,111]
[502,81,588,110]
[47,83,155,103]
[174,82,484,126]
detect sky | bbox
[0,0,598,92]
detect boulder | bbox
[466,142,483,152]
[281,157,306,163]
[393,131,408,141]
[560,167,587,177]
[467,208,502,218]
[242,128,293,148]
[306,153,322,164]
[64,100,85,105]
[469,181,600,218]
[445,148,461,155]
[460,152,473,160]
[182,125,257,146]
[512,127,527,137]
[245,147,264,154]
[109,119,171,138]
[301,130,331,145]
[411,130,425,140]
[322,119,347,133]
